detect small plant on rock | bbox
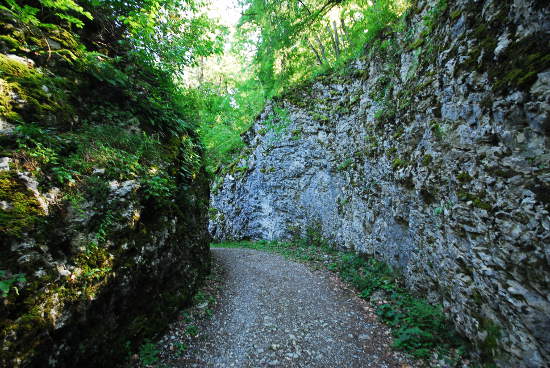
[138,340,159,366]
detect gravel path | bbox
[173,248,412,368]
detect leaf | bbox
[0,282,10,297]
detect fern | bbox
[1,0,92,28]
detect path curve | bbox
[178,248,412,368]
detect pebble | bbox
[151,248,415,368]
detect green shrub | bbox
[138,340,159,366]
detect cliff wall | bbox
[210,0,550,366]
[0,5,211,367]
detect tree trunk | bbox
[331,21,341,57]
[340,16,349,46]
[314,33,329,64]
[307,38,324,65]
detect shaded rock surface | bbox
[1,172,211,368]
[210,0,550,366]
[0,6,212,367]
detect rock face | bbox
[210,0,550,366]
[1,169,211,367]
[0,5,211,366]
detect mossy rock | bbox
[0,35,20,51]
[457,191,492,211]
[392,158,408,170]
[457,4,550,95]
[408,38,425,50]
[0,171,45,238]
[0,53,71,123]
[422,154,433,166]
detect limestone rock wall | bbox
[0,168,211,368]
[210,0,550,366]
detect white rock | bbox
[0,157,11,171]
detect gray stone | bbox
[0,157,10,171]
[210,1,550,366]
[0,118,16,135]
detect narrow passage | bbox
[174,248,413,368]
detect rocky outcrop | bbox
[0,162,211,368]
[210,0,550,366]
[0,7,211,367]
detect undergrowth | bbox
[213,239,473,366]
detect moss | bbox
[370,75,392,102]
[457,172,472,183]
[234,166,248,173]
[392,158,407,170]
[0,54,36,77]
[0,79,14,116]
[311,111,330,123]
[0,54,71,123]
[450,9,462,20]
[414,78,434,92]
[480,318,501,361]
[386,147,398,158]
[290,129,301,141]
[0,312,48,363]
[207,207,218,221]
[408,38,425,50]
[392,127,404,139]
[48,28,81,50]
[457,3,549,94]
[0,9,211,366]
[422,154,432,166]
[457,191,492,211]
[472,290,483,305]
[365,135,378,146]
[375,108,396,127]
[0,35,20,50]
[430,120,444,139]
[337,158,353,171]
[0,171,45,237]
[491,34,550,92]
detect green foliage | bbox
[0,1,219,366]
[421,0,447,34]
[326,250,467,360]
[337,158,353,171]
[195,1,411,175]
[0,171,45,237]
[376,297,449,357]
[197,79,265,174]
[114,0,226,75]
[238,0,410,96]
[79,52,128,87]
[422,154,432,166]
[0,0,92,28]
[0,54,70,123]
[12,123,189,197]
[0,270,26,298]
[142,175,176,201]
[138,340,159,366]
[262,105,291,141]
[175,342,187,354]
[185,324,199,337]
[391,158,407,169]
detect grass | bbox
[213,240,338,268]
[213,239,472,366]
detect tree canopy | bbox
[0,0,412,174]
